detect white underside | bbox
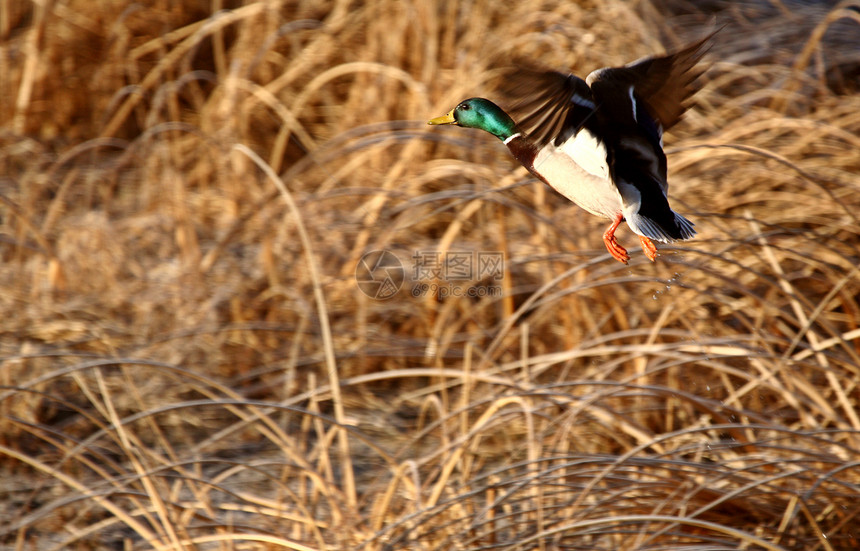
[561,129,609,180]
[533,134,621,220]
[532,132,694,243]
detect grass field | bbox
[2,0,860,549]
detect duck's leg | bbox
[639,235,658,262]
[602,214,629,264]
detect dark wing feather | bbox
[497,67,597,148]
[586,31,716,131]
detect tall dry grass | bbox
[1,0,859,549]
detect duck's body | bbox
[509,134,618,220]
[428,34,712,263]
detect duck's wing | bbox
[585,32,715,133]
[498,67,599,149]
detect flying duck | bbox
[428,34,713,263]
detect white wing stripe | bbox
[571,93,596,110]
[628,86,637,122]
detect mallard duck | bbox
[428,34,713,263]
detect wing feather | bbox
[498,67,598,148]
[586,30,717,131]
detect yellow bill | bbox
[427,109,456,125]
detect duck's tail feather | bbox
[626,211,696,243]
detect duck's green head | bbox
[428,98,517,141]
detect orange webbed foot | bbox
[639,235,658,262]
[603,214,629,264]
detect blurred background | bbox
[1,0,859,549]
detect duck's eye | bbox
[460,103,470,110]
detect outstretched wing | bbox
[497,67,600,148]
[586,31,715,133]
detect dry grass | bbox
[2,0,860,549]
